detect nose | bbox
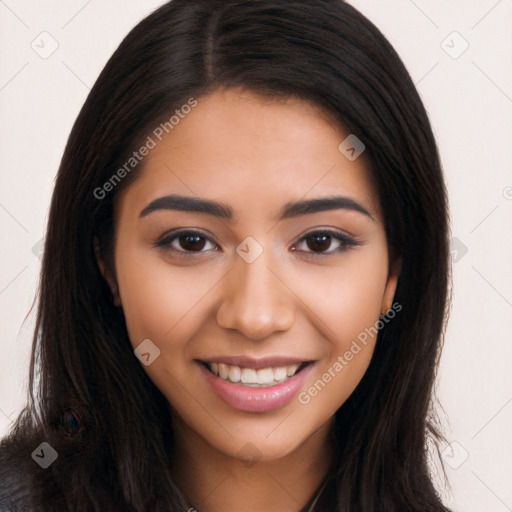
[215,250,296,340]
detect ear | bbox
[381,259,401,315]
[94,236,121,306]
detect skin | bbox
[97,88,399,512]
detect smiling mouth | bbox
[200,361,311,387]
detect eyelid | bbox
[156,227,216,240]
[294,227,357,242]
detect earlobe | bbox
[93,236,121,306]
[381,259,401,315]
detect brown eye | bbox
[178,233,206,251]
[306,233,332,252]
[292,229,361,256]
[155,230,217,256]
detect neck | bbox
[171,417,335,512]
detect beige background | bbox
[1,1,511,510]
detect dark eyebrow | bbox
[139,194,375,222]
[140,195,233,219]
[279,196,375,222]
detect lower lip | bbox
[198,362,314,413]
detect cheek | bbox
[113,244,216,351]
[288,247,389,350]
[289,247,389,407]
[114,255,217,406]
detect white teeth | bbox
[207,362,303,386]
[218,363,229,379]
[273,367,287,382]
[256,368,273,384]
[229,365,241,383]
[241,368,258,384]
[287,364,300,376]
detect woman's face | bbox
[103,88,398,462]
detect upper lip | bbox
[198,355,313,369]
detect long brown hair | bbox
[1,1,451,510]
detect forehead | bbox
[115,88,381,224]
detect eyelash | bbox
[154,229,363,258]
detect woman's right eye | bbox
[155,230,218,256]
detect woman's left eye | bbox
[292,230,361,255]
